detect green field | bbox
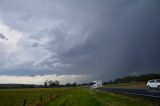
[103,81,147,89]
[0,88,68,106]
[0,87,158,106]
[47,88,158,106]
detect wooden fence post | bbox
[23,98,26,106]
[40,95,42,101]
[51,92,52,97]
[56,91,57,96]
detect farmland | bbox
[0,88,69,106]
[0,87,158,106]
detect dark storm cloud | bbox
[0,33,8,40]
[0,0,159,81]
[45,0,160,80]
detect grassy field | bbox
[0,87,158,106]
[0,88,69,106]
[47,88,101,106]
[103,81,147,89]
[47,88,158,106]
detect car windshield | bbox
[156,79,160,82]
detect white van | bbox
[146,79,160,90]
[90,80,103,89]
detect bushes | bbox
[104,73,160,84]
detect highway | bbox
[97,88,160,99]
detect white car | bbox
[90,80,103,89]
[146,79,160,90]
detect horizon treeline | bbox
[0,73,160,88]
[103,73,160,85]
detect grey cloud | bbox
[0,33,8,40]
[0,0,159,82]
[41,0,160,80]
[32,42,39,47]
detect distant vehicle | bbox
[146,79,160,90]
[90,80,103,89]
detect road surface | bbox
[97,88,160,99]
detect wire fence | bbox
[22,89,71,106]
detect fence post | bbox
[40,95,42,101]
[23,98,26,106]
[55,91,57,96]
[51,92,52,97]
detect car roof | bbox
[93,80,101,82]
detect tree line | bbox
[0,73,159,88]
[103,73,160,85]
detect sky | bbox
[0,0,160,84]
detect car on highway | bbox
[146,79,160,90]
[90,80,103,89]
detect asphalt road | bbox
[97,88,160,99]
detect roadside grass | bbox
[47,88,102,106]
[0,88,68,106]
[90,90,158,106]
[48,88,157,106]
[0,87,158,106]
[103,81,146,89]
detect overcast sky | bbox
[0,0,160,84]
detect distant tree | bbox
[103,73,160,85]
[54,80,60,86]
[48,80,53,86]
[73,82,77,86]
[44,80,48,87]
[44,80,60,87]
[65,82,70,87]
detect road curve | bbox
[97,88,160,99]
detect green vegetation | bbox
[48,88,102,106]
[89,90,157,106]
[0,88,68,106]
[48,88,157,106]
[0,87,158,106]
[103,81,146,89]
[103,73,160,85]
[103,73,160,89]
